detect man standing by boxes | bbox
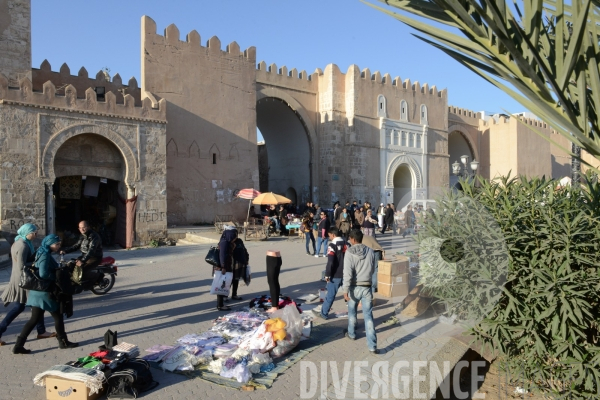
[342,230,378,354]
[313,227,347,320]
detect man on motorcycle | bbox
[60,221,103,283]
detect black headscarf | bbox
[218,229,238,268]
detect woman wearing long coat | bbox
[230,237,249,301]
[13,234,78,354]
[217,229,237,311]
[0,224,54,346]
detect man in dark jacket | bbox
[315,211,331,257]
[381,204,395,234]
[61,221,103,283]
[313,227,346,320]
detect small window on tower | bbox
[94,87,105,102]
[212,153,217,164]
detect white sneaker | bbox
[314,254,319,258]
[313,305,322,313]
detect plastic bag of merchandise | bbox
[221,363,251,383]
[196,349,214,365]
[159,346,194,371]
[269,305,303,358]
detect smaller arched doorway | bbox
[51,134,127,247]
[393,165,413,210]
[448,130,475,188]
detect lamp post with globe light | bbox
[452,155,479,180]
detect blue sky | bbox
[31,0,524,127]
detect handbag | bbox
[19,263,54,292]
[205,246,220,267]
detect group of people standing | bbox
[0,224,79,354]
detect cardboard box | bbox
[378,282,409,298]
[378,258,409,276]
[378,272,409,285]
[46,376,103,400]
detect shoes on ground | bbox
[343,329,356,340]
[311,309,327,320]
[231,296,242,300]
[37,332,57,339]
[370,349,380,354]
[306,252,311,256]
[217,306,232,311]
[224,297,231,303]
[0,340,6,346]
[314,254,319,258]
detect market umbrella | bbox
[252,192,292,205]
[236,188,262,227]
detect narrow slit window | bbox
[212,153,217,164]
[393,131,399,146]
[401,131,407,147]
[409,133,415,147]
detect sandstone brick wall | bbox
[141,16,257,224]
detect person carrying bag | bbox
[214,228,237,311]
[13,234,78,354]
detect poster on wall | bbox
[83,176,101,197]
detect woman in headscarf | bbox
[12,234,78,354]
[216,228,238,311]
[1,224,55,346]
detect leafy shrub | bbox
[418,174,600,398]
[148,239,159,248]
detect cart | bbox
[214,215,238,234]
[244,217,270,241]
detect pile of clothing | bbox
[142,305,304,384]
[248,295,302,313]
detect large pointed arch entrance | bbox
[49,133,129,247]
[384,154,423,210]
[256,88,317,207]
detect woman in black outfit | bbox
[266,250,282,312]
[229,237,249,301]
[217,229,237,311]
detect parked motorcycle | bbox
[61,256,118,295]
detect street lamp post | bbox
[452,155,479,180]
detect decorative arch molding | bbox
[41,123,138,187]
[448,124,479,161]
[256,86,319,192]
[386,154,423,188]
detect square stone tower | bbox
[0,0,31,84]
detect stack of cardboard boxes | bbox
[378,256,410,297]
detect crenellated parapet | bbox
[33,59,142,106]
[449,106,482,120]
[142,16,256,61]
[256,61,318,93]
[0,73,166,123]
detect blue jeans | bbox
[269,217,280,231]
[347,286,377,351]
[305,231,316,254]
[0,302,46,337]
[371,264,378,291]
[321,277,342,318]
[316,236,329,256]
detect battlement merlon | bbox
[0,73,166,123]
[448,106,482,120]
[141,16,256,61]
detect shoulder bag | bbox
[205,246,220,267]
[19,263,54,292]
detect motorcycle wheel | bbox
[91,274,116,295]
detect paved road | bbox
[0,232,420,400]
